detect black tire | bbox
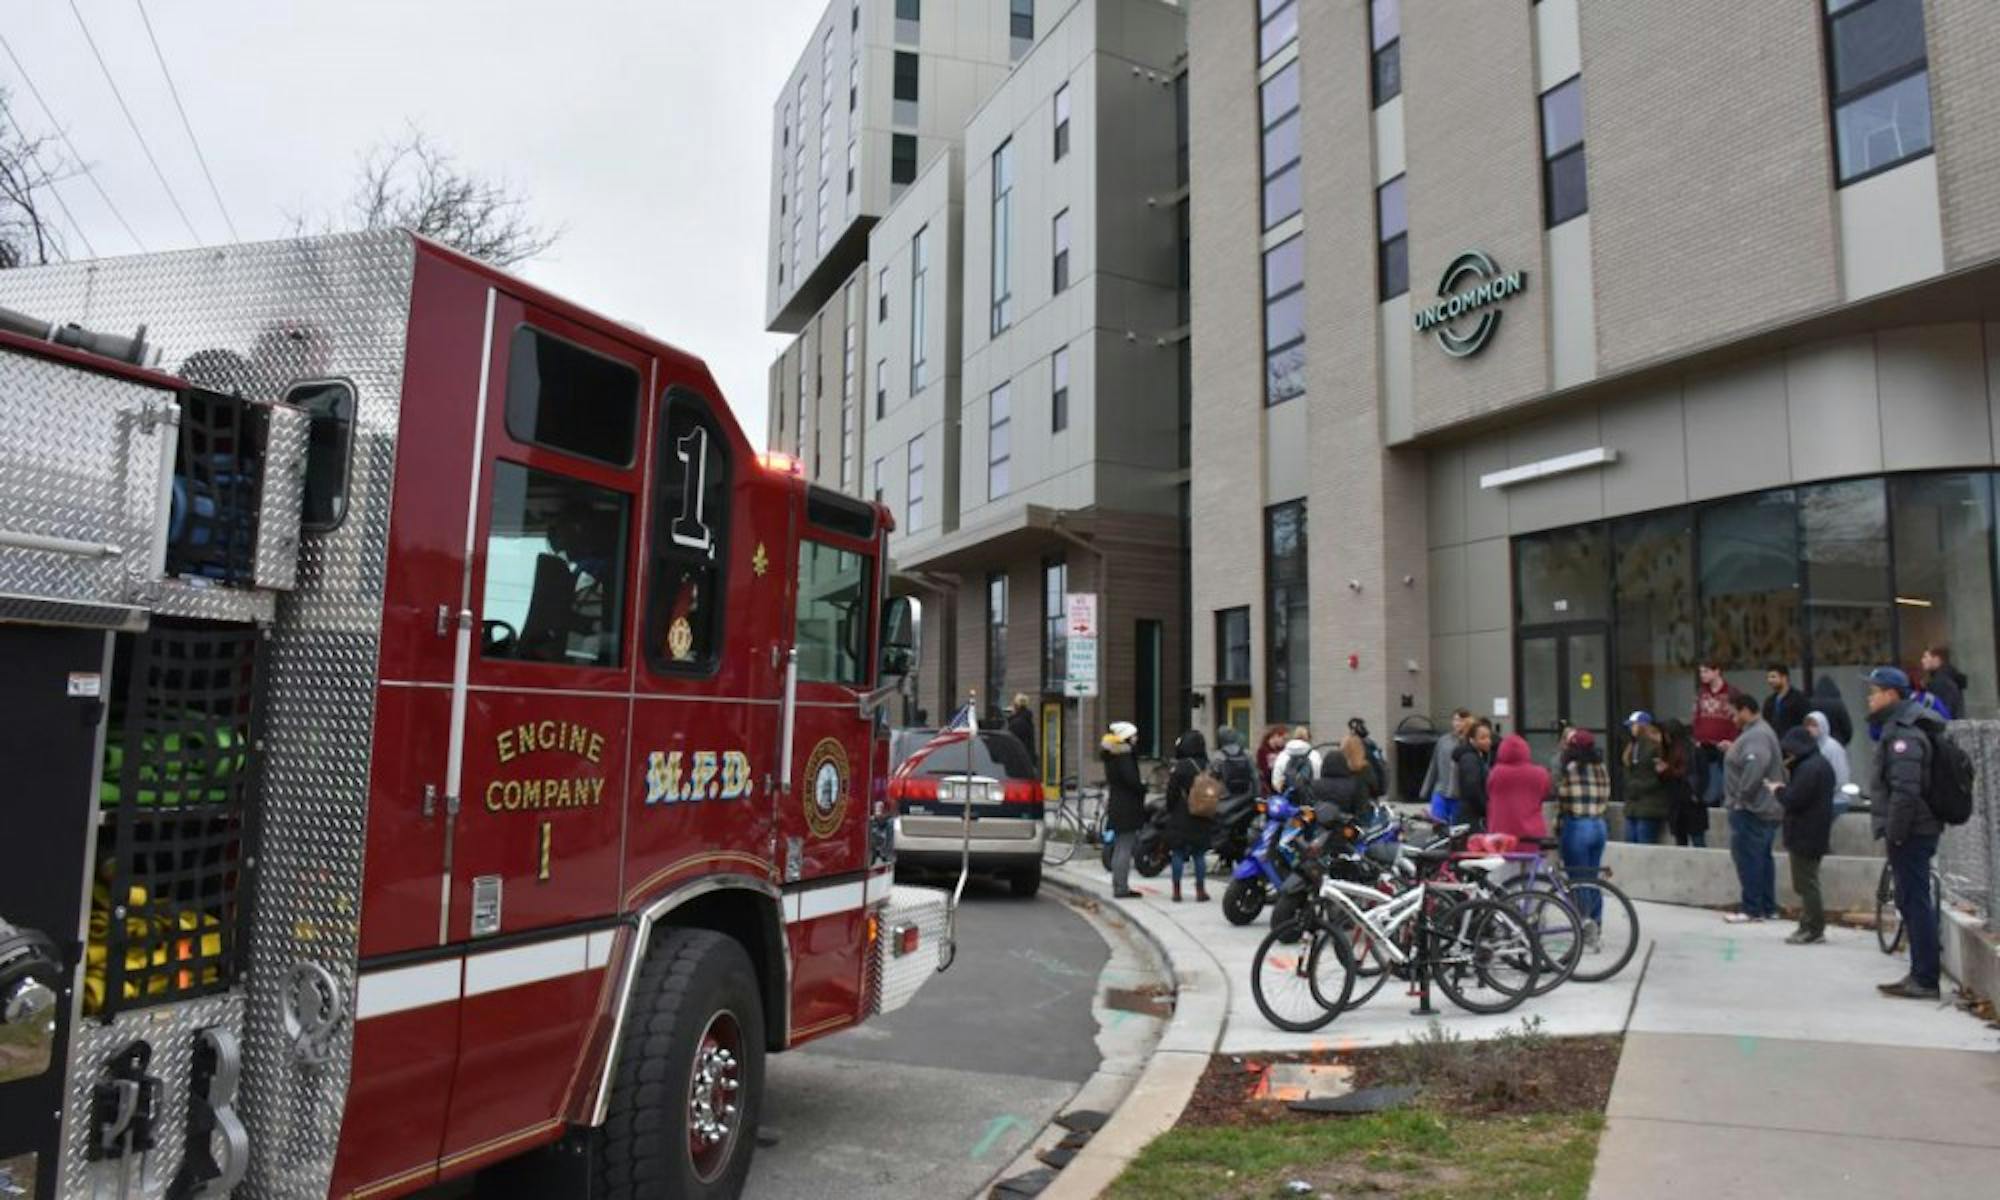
[1251,919,1354,1032]
[1563,879,1641,984]
[1136,840,1169,878]
[1499,889,1583,997]
[1222,876,1266,925]
[1010,863,1043,898]
[1100,836,1115,873]
[1876,860,1904,955]
[593,929,765,1200]
[1430,899,1537,1015]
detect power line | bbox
[132,0,235,241]
[67,0,201,243]
[2,102,97,258]
[0,30,143,250]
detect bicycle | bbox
[1874,857,1942,956]
[1041,777,1103,867]
[1251,863,1543,1031]
[1494,836,1642,983]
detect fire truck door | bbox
[781,525,877,1036]
[443,301,645,1161]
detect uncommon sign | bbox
[1412,250,1527,357]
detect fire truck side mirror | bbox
[880,597,916,682]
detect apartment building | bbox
[764,0,1190,784]
[1189,0,2000,792]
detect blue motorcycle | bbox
[1221,791,1309,926]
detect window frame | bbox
[987,570,1009,711]
[1215,606,1252,686]
[1258,0,1298,65]
[642,386,733,679]
[1822,0,1934,187]
[1262,233,1305,407]
[1376,173,1408,301]
[1042,556,1068,692]
[288,378,358,534]
[1051,207,1071,294]
[1370,0,1401,108]
[1053,83,1071,160]
[910,224,929,391]
[1051,344,1070,433]
[906,435,927,529]
[988,381,1012,500]
[1258,60,1302,231]
[503,324,641,469]
[1264,499,1309,724]
[991,139,1016,335]
[891,133,918,185]
[1539,74,1588,228]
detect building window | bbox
[872,456,884,506]
[1824,0,1932,184]
[849,55,858,111]
[820,28,834,106]
[1042,557,1068,690]
[1259,60,1301,230]
[891,133,917,185]
[991,139,1016,335]
[840,284,857,491]
[906,436,926,528]
[1540,76,1587,227]
[1011,0,1034,59]
[910,225,929,391]
[1258,0,1298,64]
[1265,501,1308,724]
[1262,233,1305,406]
[1134,619,1163,757]
[874,356,887,419]
[1053,83,1071,160]
[987,572,1009,709]
[1370,0,1400,106]
[1051,208,1070,294]
[852,2,859,31]
[896,0,920,43]
[1051,344,1069,433]
[1216,607,1251,685]
[789,217,801,295]
[988,382,1012,499]
[816,179,829,254]
[877,266,889,321]
[794,340,807,453]
[894,50,919,126]
[846,137,858,203]
[1376,174,1407,300]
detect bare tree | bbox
[0,89,67,269]
[341,128,560,267]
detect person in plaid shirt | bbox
[1555,729,1612,931]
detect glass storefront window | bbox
[1699,489,1801,676]
[1801,479,1890,783]
[1612,510,1695,745]
[1516,525,1609,625]
[1891,474,1997,719]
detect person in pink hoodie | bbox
[1484,733,1551,842]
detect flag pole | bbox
[943,689,977,970]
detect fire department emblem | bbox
[668,616,694,662]
[803,737,850,838]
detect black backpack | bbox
[1362,737,1388,799]
[1216,753,1256,799]
[1926,727,1976,826]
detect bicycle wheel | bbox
[1875,860,1904,955]
[1042,805,1079,866]
[1322,904,1395,1012]
[1251,917,1355,1032]
[1499,888,1583,997]
[1563,879,1640,983]
[1430,898,1538,1015]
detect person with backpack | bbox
[1864,666,1969,1000]
[1340,732,1379,800]
[1347,717,1389,799]
[1269,735,1322,797]
[1163,729,1214,903]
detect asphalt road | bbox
[744,880,1111,1200]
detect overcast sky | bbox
[4,0,815,444]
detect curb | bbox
[1032,868,1230,1199]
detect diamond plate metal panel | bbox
[0,230,416,1200]
[59,993,244,1196]
[871,885,952,1015]
[0,347,175,621]
[254,402,308,592]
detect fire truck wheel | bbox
[593,928,765,1200]
[1009,863,1042,899]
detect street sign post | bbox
[1064,593,1097,640]
[1063,635,1099,698]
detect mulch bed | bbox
[1178,1033,1623,1129]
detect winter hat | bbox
[1568,729,1596,751]
[1108,721,1138,743]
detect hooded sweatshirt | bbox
[1453,740,1490,828]
[1164,730,1213,849]
[1926,666,1967,722]
[1806,710,1849,792]
[1270,738,1323,796]
[1809,676,1854,746]
[1777,726,1836,859]
[1723,716,1784,820]
[1484,734,1550,841]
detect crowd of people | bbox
[1085,645,1965,1001]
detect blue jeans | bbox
[1429,792,1459,824]
[1700,753,1726,806]
[1890,835,1940,989]
[1560,817,1607,922]
[1728,809,1780,919]
[1627,817,1662,845]
[1170,845,1207,890]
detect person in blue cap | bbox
[1864,666,1946,1000]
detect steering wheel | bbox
[482,619,519,657]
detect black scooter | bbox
[1099,794,1171,877]
[1208,789,1262,868]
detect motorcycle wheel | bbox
[1135,840,1169,878]
[1222,876,1266,926]
[1269,888,1308,941]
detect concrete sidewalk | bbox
[1590,904,2000,1197]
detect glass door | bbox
[1517,623,1609,765]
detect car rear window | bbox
[912,732,1037,781]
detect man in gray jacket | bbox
[1419,708,1472,822]
[1723,692,1785,923]
[1864,666,1946,999]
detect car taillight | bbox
[889,776,939,803]
[1001,780,1041,804]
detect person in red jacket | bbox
[1691,662,1736,807]
[1485,733,1551,843]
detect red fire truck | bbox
[0,230,961,1200]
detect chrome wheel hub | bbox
[686,1011,744,1182]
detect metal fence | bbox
[1938,720,1999,931]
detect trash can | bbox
[1392,715,1440,803]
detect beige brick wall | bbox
[1185,0,1267,708]
[1929,0,2000,268]
[1583,0,1840,373]
[1401,0,1549,433]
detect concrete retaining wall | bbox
[1602,842,1882,914]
